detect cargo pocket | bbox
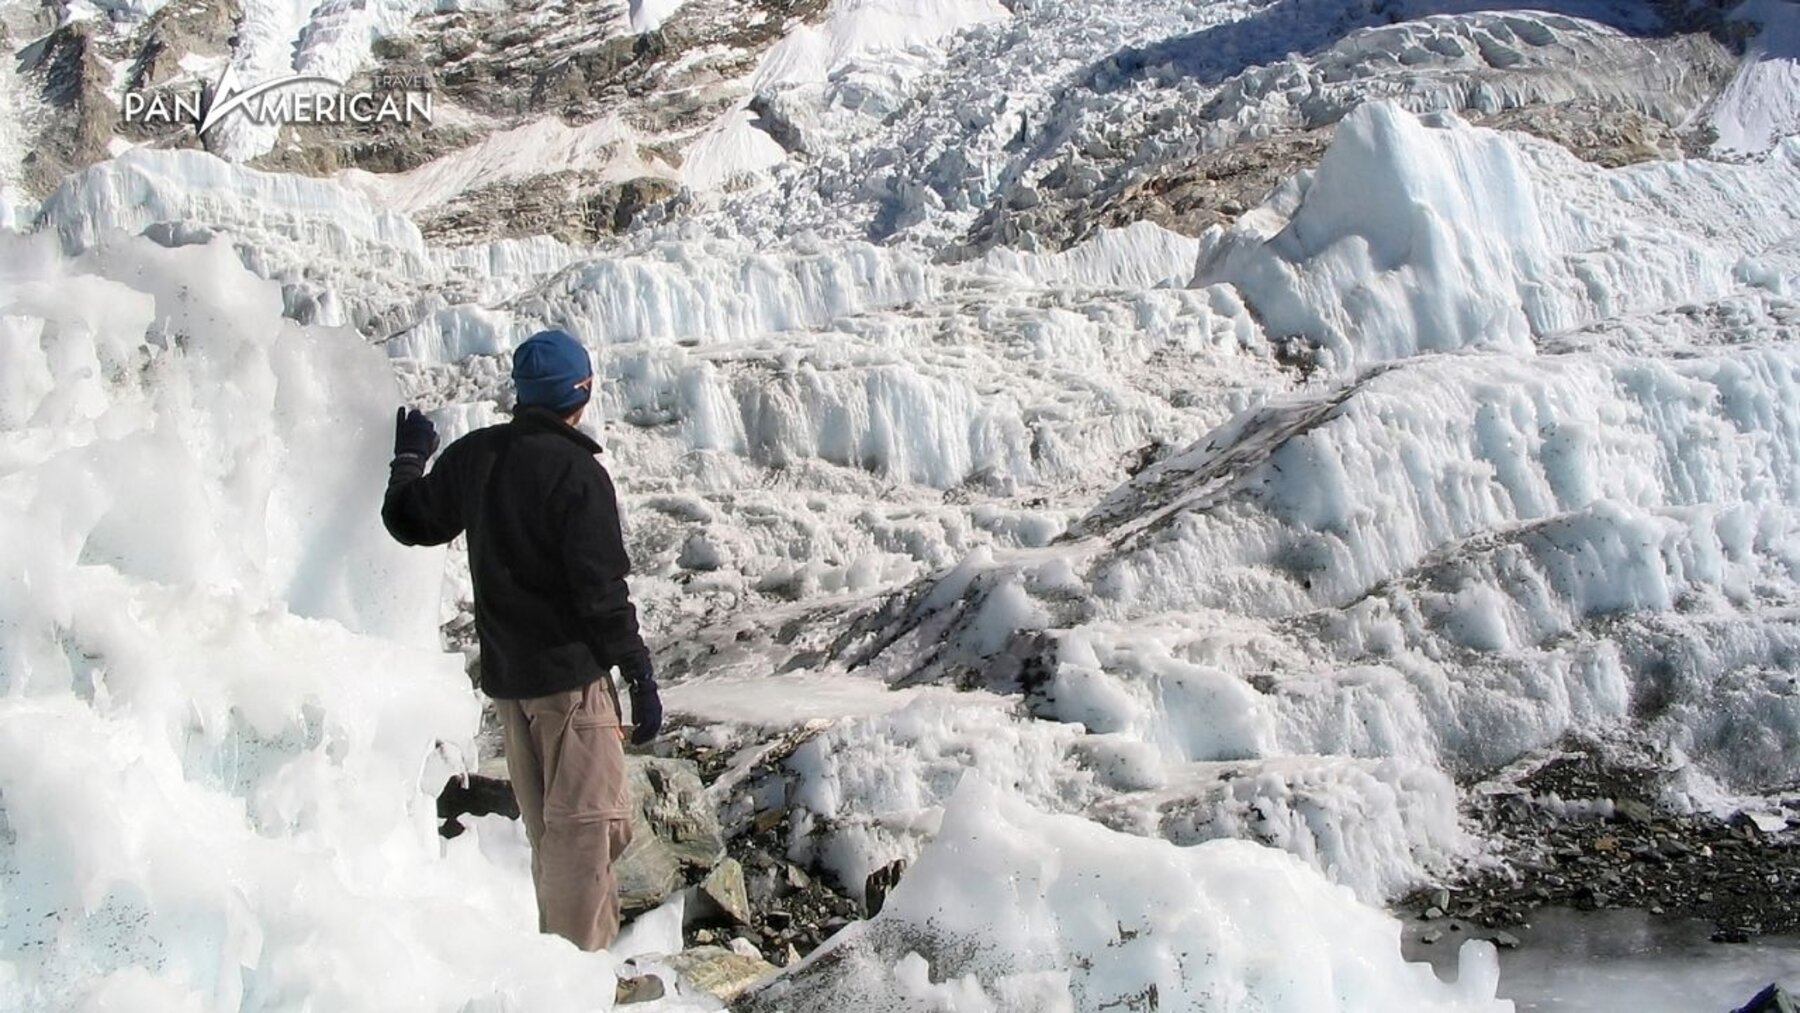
[548,678,630,822]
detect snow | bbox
[1710,0,1800,155]
[662,673,989,728]
[784,697,1095,902]
[628,0,685,35]
[977,221,1202,291]
[0,27,33,219]
[341,116,678,217]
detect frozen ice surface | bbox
[746,778,1510,1012]
[1421,908,1800,1012]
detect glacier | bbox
[2,0,1799,1008]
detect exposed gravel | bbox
[1401,738,1800,946]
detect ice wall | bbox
[0,232,623,1011]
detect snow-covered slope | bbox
[1710,0,1800,155]
[3,0,1799,1007]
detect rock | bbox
[747,865,783,908]
[1614,799,1655,826]
[728,937,762,959]
[752,805,786,835]
[864,858,907,918]
[629,756,727,871]
[418,172,679,245]
[698,858,753,927]
[665,946,778,1004]
[1424,906,1445,920]
[616,831,685,913]
[1491,931,1522,949]
[784,864,812,892]
[695,928,715,944]
[1713,926,1755,944]
[1421,929,1444,945]
[764,909,792,931]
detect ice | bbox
[825,102,1799,909]
[1195,103,1798,369]
[1430,908,1800,1013]
[679,0,1010,189]
[38,148,588,333]
[749,778,1510,1012]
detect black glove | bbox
[393,407,439,464]
[618,654,662,746]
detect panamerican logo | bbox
[122,64,433,135]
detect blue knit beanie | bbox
[512,329,593,412]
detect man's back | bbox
[382,405,646,700]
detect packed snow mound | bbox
[1195,103,1800,369]
[743,779,1510,1013]
[784,696,1096,902]
[0,232,635,1011]
[976,222,1203,291]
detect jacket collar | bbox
[512,404,603,454]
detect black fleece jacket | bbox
[381,406,649,700]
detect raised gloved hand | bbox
[393,407,439,464]
[618,654,662,746]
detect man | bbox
[381,328,663,960]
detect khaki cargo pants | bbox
[495,677,634,951]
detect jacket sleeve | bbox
[381,441,466,547]
[560,460,650,674]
